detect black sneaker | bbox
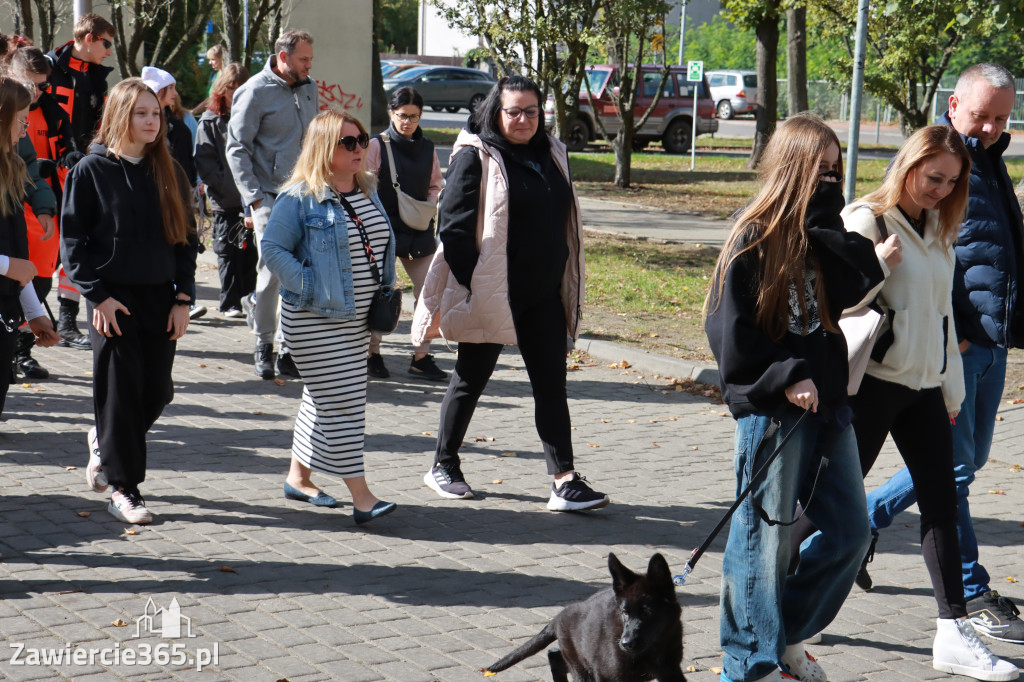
[254,343,275,380]
[968,591,1024,643]
[367,353,390,379]
[855,532,878,591]
[276,352,301,378]
[547,472,610,511]
[424,463,473,499]
[408,354,448,381]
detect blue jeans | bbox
[720,412,870,682]
[865,343,1005,600]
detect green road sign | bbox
[687,60,703,82]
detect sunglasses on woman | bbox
[337,133,370,152]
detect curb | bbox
[574,336,720,387]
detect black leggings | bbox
[791,373,965,619]
[434,296,574,475]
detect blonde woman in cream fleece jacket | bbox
[837,126,1015,681]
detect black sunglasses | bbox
[337,133,369,152]
[93,34,113,49]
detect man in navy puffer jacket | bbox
[862,63,1024,645]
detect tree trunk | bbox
[370,33,388,132]
[612,129,633,188]
[222,0,244,63]
[786,6,808,116]
[748,15,780,169]
[18,0,34,44]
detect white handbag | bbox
[839,214,890,395]
[381,133,437,231]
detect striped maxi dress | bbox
[279,189,391,477]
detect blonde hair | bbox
[0,76,30,215]
[709,114,843,342]
[284,110,377,201]
[859,125,970,249]
[95,78,192,245]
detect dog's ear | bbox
[609,553,638,594]
[646,553,676,593]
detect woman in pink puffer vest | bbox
[412,75,608,512]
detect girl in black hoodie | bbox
[705,115,900,682]
[61,78,197,525]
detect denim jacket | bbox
[261,184,397,320]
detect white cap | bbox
[140,66,176,94]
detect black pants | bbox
[434,296,574,475]
[0,324,16,416]
[87,283,177,489]
[790,374,965,619]
[212,210,257,312]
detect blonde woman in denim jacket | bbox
[261,110,398,525]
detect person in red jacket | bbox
[45,13,115,352]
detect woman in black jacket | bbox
[364,86,446,381]
[194,63,254,318]
[61,78,198,524]
[705,114,898,682]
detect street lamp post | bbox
[844,0,870,203]
[677,1,687,66]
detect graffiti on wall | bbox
[319,81,364,111]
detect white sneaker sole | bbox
[86,427,108,493]
[107,501,152,525]
[423,470,473,499]
[547,494,610,511]
[933,661,1019,681]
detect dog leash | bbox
[673,407,816,586]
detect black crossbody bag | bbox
[334,192,402,334]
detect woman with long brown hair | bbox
[0,75,59,417]
[705,114,897,682]
[195,63,254,318]
[60,78,198,524]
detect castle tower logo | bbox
[135,598,195,639]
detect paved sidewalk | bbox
[1,256,1023,681]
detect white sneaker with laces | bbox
[108,489,153,525]
[933,617,1019,681]
[781,643,827,682]
[86,427,108,493]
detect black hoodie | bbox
[45,41,113,153]
[60,147,197,305]
[705,181,884,422]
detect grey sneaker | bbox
[547,472,610,511]
[86,427,108,493]
[424,463,473,499]
[968,591,1024,644]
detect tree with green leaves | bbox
[431,0,600,142]
[584,0,672,188]
[812,0,1002,136]
[720,0,785,168]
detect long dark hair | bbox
[470,75,547,147]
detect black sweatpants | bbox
[87,283,177,490]
[434,295,574,475]
[212,210,257,312]
[0,324,16,416]
[790,373,965,619]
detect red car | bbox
[544,64,718,153]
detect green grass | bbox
[421,127,462,145]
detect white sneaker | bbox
[933,617,1019,681]
[86,427,108,493]
[108,489,153,525]
[781,643,827,682]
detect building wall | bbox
[418,0,481,58]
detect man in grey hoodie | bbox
[226,29,319,380]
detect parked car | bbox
[706,69,758,119]
[543,64,718,153]
[383,65,497,114]
[381,60,425,78]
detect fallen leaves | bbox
[124,528,138,536]
[220,566,237,573]
[1007,577,1019,583]
[608,360,631,369]
[586,443,600,448]
[492,479,503,484]
[989,490,1006,495]
[63,465,77,471]
[499,452,517,457]
[112,619,127,627]
[273,378,286,386]
[421,431,432,436]
[77,512,91,518]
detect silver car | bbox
[383,65,496,114]
[706,70,758,119]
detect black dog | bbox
[482,553,686,681]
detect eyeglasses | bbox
[92,35,113,50]
[500,106,540,120]
[393,113,420,123]
[337,133,370,151]
[24,81,50,93]
[16,118,30,132]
